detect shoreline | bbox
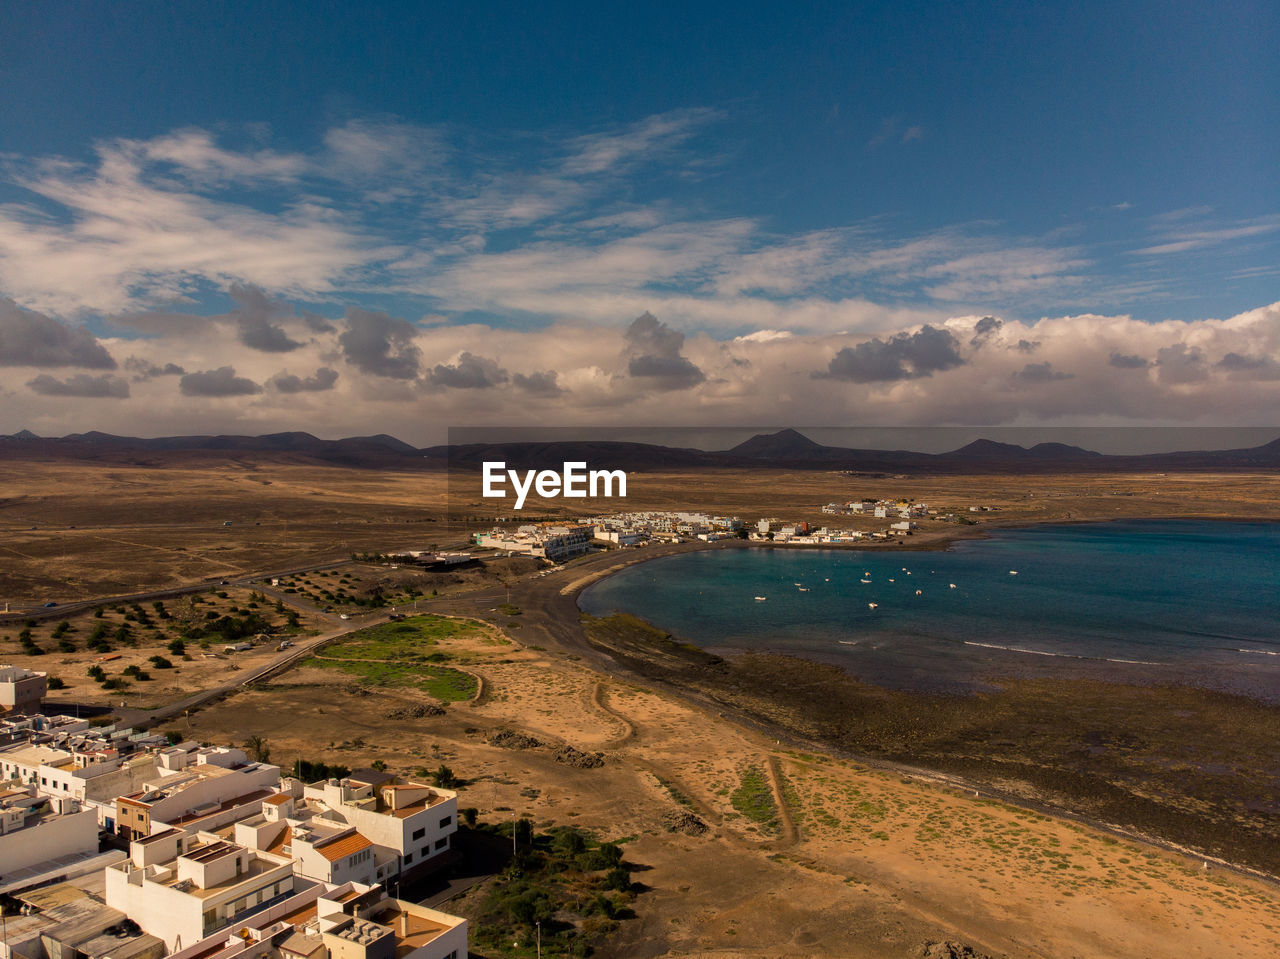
[520,520,1280,883]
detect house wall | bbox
[0,806,97,873]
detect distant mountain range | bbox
[3,427,1280,473]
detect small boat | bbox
[798,587,809,592]
[860,578,872,584]
[949,583,957,589]
[794,582,803,586]
[754,596,767,601]
[915,589,923,596]
[888,578,895,583]
[1009,570,1019,575]
[867,602,878,609]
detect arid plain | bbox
[2,455,1280,957]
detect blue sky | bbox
[0,2,1277,438]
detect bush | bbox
[603,867,632,892]
[577,843,623,871]
[47,676,67,690]
[148,655,174,669]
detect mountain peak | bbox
[729,428,825,458]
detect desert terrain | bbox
[4,457,1280,604]
[3,457,1280,957]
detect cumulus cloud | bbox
[1108,351,1150,369]
[1156,343,1208,384]
[1016,339,1040,353]
[0,298,116,368]
[511,370,564,396]
[338,309,422,379]
[818,325,964,383]
[970,315,1003,346]
[179,366,262,396]
[1217,351,1280,380]
[1012,361,1074,383]
[27,373,130,398]
[424,352,509,389]
[269,367,339,393]
[229,284,304,352]
[124,357,187,380]
[623,312,705,390]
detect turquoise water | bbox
[579,521,1280,699]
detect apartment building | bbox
[105,828,301,950]
[114,746,280,839]
[164,882,466,959]
[300,772,457,881]
[0,665,47,715]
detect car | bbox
[43,601,58,607]
[339,614,350,620]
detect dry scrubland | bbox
[187,613,1280,959]
[4,458,1280,601]
[3,459,1280,956]
[0,585,325,712]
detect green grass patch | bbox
[731,765,779,831]
[322,614,483,660]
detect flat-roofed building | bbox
[113,747,280,840]
[105,830,301,950]
[0,665,47,715]
[0,784,100,880]
[299,774,457,882]
[162,882,466,959]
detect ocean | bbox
[578,520,1280,700]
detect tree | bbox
[244,735,271,763]
[432,764,458,789]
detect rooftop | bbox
[316,832,372,862]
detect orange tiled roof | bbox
[264,794,292,805]
[317,832,372,862]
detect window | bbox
[403,852,414,864]
[411,827,425,841]
[434,837,448,850]
[438,815,451,828]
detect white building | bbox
[0,784,100,878]
[163,882,466,959]
[114,746,281,840]
[106,829,301,950]
[0,665,47,715]
[300,774,457,881]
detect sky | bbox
[0,1,1277,443]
